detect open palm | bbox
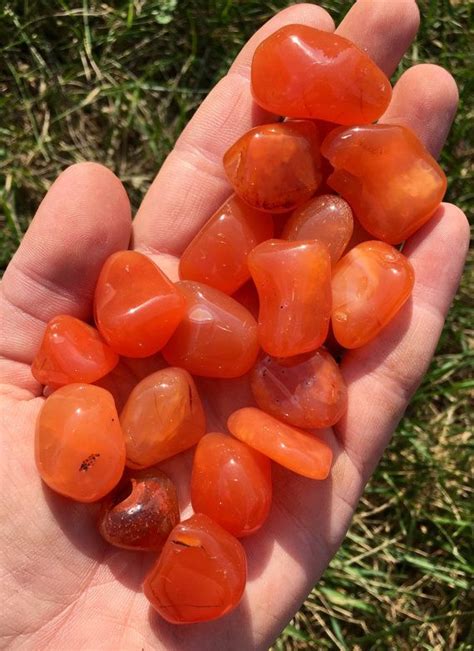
[0,2,469,649]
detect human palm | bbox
[0,2,469,649]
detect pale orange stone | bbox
[120,367,206,469]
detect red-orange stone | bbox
[282,194,353,264]
[98,470,179,551]
[31,315,118,387]
[250,349,347,429]
[248,239,331,357]
[228,408,332,480]
[322,124,447,244]
[223,121,322,213]
[35,384,125,502]
[120,367,206,469]
[143,513,247,624]
[191,433,272,538]
[332,241,415,349]
[251,25,391,124]
[179,195,274,294]
[162,281,259,378]
[94,251,186,358]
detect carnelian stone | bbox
[31,314,118,387]
[248,239,331,357]
[120,367,206,469]
[228,407,332,480]
[162,281,259,378]
[143,513,246,624]
[250,349,347,429]
[191,433,272,538]
[251,25,391,124]
[94,251,186,358]
[282,194,353,264]
[180,195,274,294]
[98,470,179,551]
[322,125,447,244]
[35,384,125,502]
[332,241,415,349]
[223,121,322,213]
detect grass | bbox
[0,0,472,648]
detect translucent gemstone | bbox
[98,469,179,551]
[251,25,391,124]
[282,194,354,264]
[94,250,186,358]
[322,124,447,243]
[250,349,347,428]
[162,281,259,378]
[143,513,247,624]
[191,433,272,537]
[228,407,333,480]
[332,241,415,348]
[35,384,125,502]
[31,314,118,387]
[180,195,274,294]
[95,354,167,413]
[120,367,206,469]
[248,239,331,357]
[223,121,322,213]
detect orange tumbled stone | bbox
[179,195,274,294]
[282,194,353,264]
[228,407,332,480]
[98,470,179,551]
[120,367,206,469]
[332,241,415,349]
[322,124,447,244]
[250,349,347,429]
[143,513,247,624]
[35,384,125,502]
[31,314,118,387]
[94,251,186,358]
[251,25,391,124]
[223,120,322,212]
[248,239,331,357]
[162,281,259,378]
[191,433,272,538]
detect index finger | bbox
[132,3,334,256]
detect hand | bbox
[0,2,469,649]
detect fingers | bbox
[336,203,470,480]
[380,64,459,158]
[336,0,420,76]
[0,163,131,382]
[132,3,335,256]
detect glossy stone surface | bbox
[223,121,322,213]
[94,251,186,358]
[31,314,118,387]
[191,433,272,538]
[250,349,347,429]
[322,124,447,244]
[251,25,391,124]
[162,281,259,378]
[98,469,179,551]
[143,513,247,624]
[248,239,331,357]
[120,367,206,469]
[332,241,415,348]
[180,195,274,294]
[35,384,125,502]
[282,194,353,264]
[228,407,333,480]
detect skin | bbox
[0,2,469,649]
